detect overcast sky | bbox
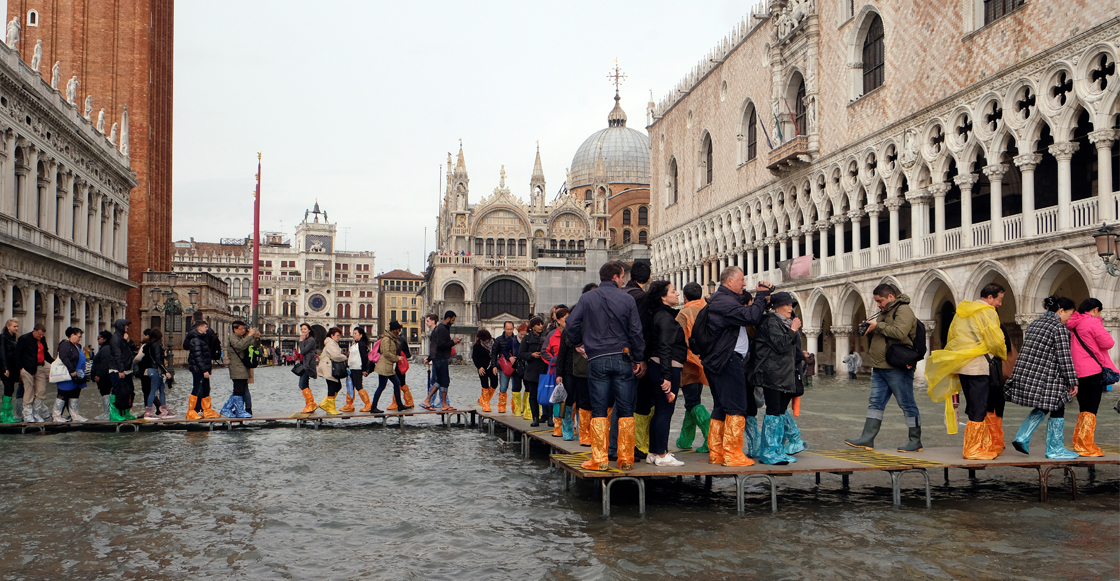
[172,1,749,273]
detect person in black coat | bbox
[105,319,138,421]
[91,331,114,420]
[15,323,54,423]
[471,329,498,412]
[642,281,688,466]
[0,318,20,423]
[748,292,805,465]
[184,320,220,419]
[521,318,549,426]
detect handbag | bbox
[331,359,348,379]
[397,356,410,374]
[498,355,513,376]
[48,357,71,383]
[1072,328,1120,385]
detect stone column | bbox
[954,173,978,247]
[755,245,763,278]
[848,210,864,258]
[833,329,853,372]
[867,206,881,265]
[790,229,801,259]
[1089,129,1117,222]
[1048,143,1078,231]
[1,279,12,323]
[817,222,829,269]
[928,183,948,252]
[89,193,103,253]
[984,164,1008,243]
[833,215,845,260]
[92,301,101,334]
[778,234,788,263]
[59,171,73,241]
[908,191,925,256]
[60,293,71,336]
[886,197,901,261]
[745,246,754,278]
[78,298,88,340]
[14,147,30,221]
[44,291,56,347]
[0,135,14,217]
[45,159,58,235]
[803,328,820,357]
[766,238,776,274]
[1015,154,1042,237]
[21,284,36,335]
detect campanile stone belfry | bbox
[7,1,175,324]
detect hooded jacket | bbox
[675,298,708,387]
[185,327,213,374]
[108,319,134,374]
[374,331,400,376]
[868,294,916,370]
[701,285,770,375]
[748,312,803,395]
[1066,311,1118,379]
[924,300,1006,432]
[0,326,17,377]
[317,336,346,380]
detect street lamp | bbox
[152,286,198,382]
[706,279,717,296]
[1093,223,1120,277]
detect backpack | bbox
[688,304,716,360]
[369,338,382,363]
[885,307,926,369]
[244,345,262,369]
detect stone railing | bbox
[1071,197,1098,229]
[0,213,127,279]
[945,227,962,252]
[1003,214,1023,241]
[972,222,991,247]
[765,135,810,172]
[1036,207,1058,235]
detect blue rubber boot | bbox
[561,405,575,440]
[759,415,794,465]
[220,396,237,417]
[221,396,253,418]
[745,414,761,458]
[1044,417,1078,459]
[783,411,807,455]
[1012,409,1046,455]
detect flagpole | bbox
[251,153,261,327]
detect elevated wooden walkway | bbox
[477,408,1120,517]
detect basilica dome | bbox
[568,92,650,190]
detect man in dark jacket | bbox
[91,330,114,420]
[567,261,646,471]
[622,261,653,459]
[107,319,138,421]
[491,321,518,413]
[0,318,20,423]
[185,320,220,419]
[699,266,772,467]
[15,323,53,423]
[422,311,460,409]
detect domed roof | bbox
[568,92,650,190]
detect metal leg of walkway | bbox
[522,433,530,459]
[115,423,139,433]
[888,469,931,508]
[1037,465,1078,502]
[602,477,645,518]
[736,474,779,515]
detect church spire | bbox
[607,90,628,128]
[454,139,468,178]
[530,142,545,184]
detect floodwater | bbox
[1,364,1117,580]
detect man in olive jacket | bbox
[220,321,260,418]
[846,283,923,452]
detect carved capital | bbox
[927,182,950,198]
[848,210,865,220]
[983,163,1009,179]
[1087,129,1120,147]
[830,215,847,225]
[1047,142,1079,161]
[1013,153,1043,170]
[954,173,979,188]
[802,327,822,338]
[865,203,883,216]
[884,197,905,211]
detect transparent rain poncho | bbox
[924,300,1007,434]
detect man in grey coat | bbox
[221,320,260,418]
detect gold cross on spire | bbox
[607,58,627,90]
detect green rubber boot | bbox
[693,405,712,454]
[675,405,698,449]
[0,396,16,424]
[108,395,129,422]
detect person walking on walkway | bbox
[925,283,1008,460]
[520,317,550,427]
[422,312,460,411]
[316,327,347,415]
[295,323,319,414]
[135,329,158,416]
[372,321,407,413]
[341,327,371,413]
[52,327,87,422]
[697,266,771,467]
[0,318,20,423]
[142,329,174,419]
[492,321,518,413]
[547,308,572,437]
[1005,296,1080,459]
[623,262,654,459]
[749,292,806,465]
[514,323,531,419]
[642,281,687,467]
[1066,298,1115,457]
[568,261,647,471]
[220,322,259,418]
[845,284,923,452]
[15,323,53,423]
[842,350,862,380]
[91,331,113,420]
[184,320,220,420]
[675,282,711,453]
[574,283,600,446]
[473,329,498,412]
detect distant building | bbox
[376,269,424,354]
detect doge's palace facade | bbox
[650,1,1120,375]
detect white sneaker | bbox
[653,453,685,467]
[646,454,656,464]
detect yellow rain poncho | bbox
[924,300,1007,434]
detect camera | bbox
[858,321,871,336]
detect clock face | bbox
[308,293,327,312]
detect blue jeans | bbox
[498,370,511,394]
[431,359,450,393]
[868,367,921,427]
[588,354,635,419]
[145,368,166,408]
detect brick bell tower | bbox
[6,1,174,326]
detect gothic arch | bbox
[803,287,831,329]
[912,269,960,321]
[847,5,886,100]
[478,275,533,320]
[964,259,1018,301]
[472,205,531,237]
[836,282,869,327]
[1022,250,1096,314]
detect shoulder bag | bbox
[1071,328,1120,385]
[48,357,71,383]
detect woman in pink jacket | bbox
[1066,298,1116,457]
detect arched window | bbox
[742,104,757,161]
[479,279,530,319]
[578,240,585,250]
[496,239,505,256]
[794,79,807,136]
[518,239,527,256]
[550,239,558,249]
[984,0,1025,25]
[622,209,631,225]
[623,229,632,244]
[862,15,884,94]
[638,230,648,244]
[558,240,567,250]
[702,133,713,186]
[475,238,483,255]
[232,279,241,297]
[27,10,38,26]
[485,238,494,256]
[638,206,648,226]
[668,158,678,205]
[357,304,364,318]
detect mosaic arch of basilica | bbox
[648,1,1120,375]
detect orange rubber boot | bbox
[402,384,415,408]
[358,389,372,413]
[580,417,610,471]
[186,395,201,420]
[708,418,726,464]
[617,416,636,470]
[578,409,592,446]
[962,420,998,460]
[553,404,563,437]
[1072,411,1104,457]
[722,415,755,467]
[201,396,221,419]
[340,390,356,413]
[498,392,507,413]
[985,412,1005,455]
[300,388,317,414]
[481,388,493,412]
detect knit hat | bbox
[389,320,403,331]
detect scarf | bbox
[482,339,494,355]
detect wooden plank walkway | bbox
[476,408,1120,517]
[0,408,477,433]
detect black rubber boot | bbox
[898,426,923,452]
[845,418,882,450]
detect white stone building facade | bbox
[0,39,136,347]
[649,1,1120,373]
